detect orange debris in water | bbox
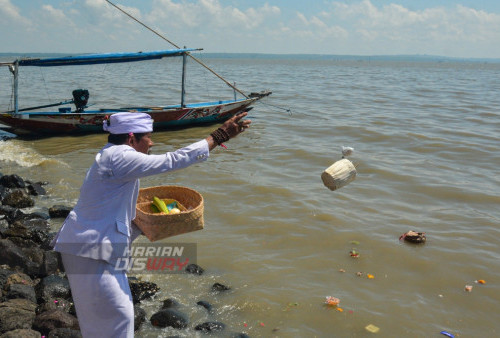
[325,296,340,306]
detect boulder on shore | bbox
[150,308,188,329]
[32,309,79,336]
[0,298,37,334]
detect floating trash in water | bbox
[367,274,375,279]
[440,331,455,338]
[365,324,380,333]
[350,249,360,258]
[325,296,340,306]
[283,302,299,311]
[475,279,486,284]
[399,230,426,243]
[465,285,473,292]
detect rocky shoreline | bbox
[0,174,249,337]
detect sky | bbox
[1,0,500,58]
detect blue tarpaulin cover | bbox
[17,49,197,67]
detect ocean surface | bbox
[1,54,499,337]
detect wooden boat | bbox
[0,49,271,134]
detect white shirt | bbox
[53,139,209,263]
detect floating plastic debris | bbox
[465,285,473,292]
[440,331,455,338]
[476,279,486,284]
[365,324,380,333]
[367,274,375,279]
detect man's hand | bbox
[207,112,251,150]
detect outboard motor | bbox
[72,89,89,113]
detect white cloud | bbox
[148,0,280,30]
[0,0,32,27]
[41,5,76,28]
[0,0,499,57]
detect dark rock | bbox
[0,328,41,338]
[4,219,50,246]
[0,269,15,290]
[43,233,57,251]
[48,206,72,219]
[231,334,250,338]
[32,309,79,336]
[196,300,212,312]
[134,305,146,331]
[194,321,226,333]
[24,212,50,221]
[36,298,74,315]
[150,309,188,329]
[0,217,9,235]
[0,186,9,203]
[0,239,39,276]
[42,251,63,276]
[0,205,24,223]
[212,282,231,292]
[4,272,33,288]
[35,275,71,304]
[27,183,46,196]
[0,175,26,189]
[129,280,159,304]
[48,327,82,338]
[25,181,49,187]
[19,247,44,272]
[0,298,37,334]
[185,263,204,275]
[162,298,181,309]
[2,190,34,209]
[5,284,37,303]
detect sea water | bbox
[0,54,499,337]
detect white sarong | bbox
[61,253,134,338]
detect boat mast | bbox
[13,61,19,115]
[181,52,187,108]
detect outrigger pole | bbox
[104,0,249,100]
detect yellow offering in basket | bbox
[150,197,185,214]
[134,186,204,242]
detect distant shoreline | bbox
[1,52,499,64]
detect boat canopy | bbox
[15,48,200,67]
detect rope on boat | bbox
[104,0,249,99]
[256,101,292,115]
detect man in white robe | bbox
[53,111,250,337]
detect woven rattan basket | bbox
[134,185,204,242]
